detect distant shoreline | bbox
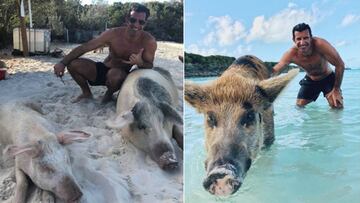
[184,52,300,78]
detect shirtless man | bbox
[273,23,344,109]
[53,3,157,103]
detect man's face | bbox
[127,11,147,31]
[293,29,312,55]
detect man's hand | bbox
[123,48,144,66]
[326,88,344,109]
[54,63,66,77]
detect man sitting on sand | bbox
[272,23,345,109]
[53,3,157,103]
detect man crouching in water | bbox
[53,3,157,103]
[272,23,345,109]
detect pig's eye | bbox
[41,164,55,174]
[240,111,255,127]
[138,123,147,130]
[130,122,148,132]
[135,121,149,130]
[207,111,217,128]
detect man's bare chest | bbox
[109,39,143,58]
[293,53,326,72]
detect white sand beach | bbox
[0,42,183,203]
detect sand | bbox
[0,42,183,203]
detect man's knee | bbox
[106,70,127,89]
[296,99,311,107]
[67,59,83,73]
[67,59,97,81]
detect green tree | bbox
[0,0,19,48]
[107,2,131,27]
[80,4,108,30]
[0,0,183,47]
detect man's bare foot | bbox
[72,93,93,103]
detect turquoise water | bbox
[185,70,360,203]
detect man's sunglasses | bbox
[129,17,146,25]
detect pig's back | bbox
[226,55,271,81]
[0,103,53,145]
[116,68,178,113]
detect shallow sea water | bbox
[185,70,360,203]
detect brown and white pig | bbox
[107,67,183,170]
[185,55,298,196]
[0,102,90,203]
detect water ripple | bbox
[185,72,360,203]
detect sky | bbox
[185,0,360,68]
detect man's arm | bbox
[127,36,157,69]
[316,38,345,90]
[61,31,111,65]
[54,30,112,77]
[316,38,345,108]
[272,50,293,76]
[140,38,157,69]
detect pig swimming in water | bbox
[0,102,90,203]
[107,67,183,170]
[185,55,298,196]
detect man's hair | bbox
[292,23,312,40]
[129,3,150,20]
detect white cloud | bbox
[246,4,318,43]
[288,2,297,8]
[186,43,251,57]
[203,32,215,46]
[340,14,360,27]
[335,40,348,47]
[206,15,247,46]
[234,44,252,56]
[186,44,227,56]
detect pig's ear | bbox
[158,102,183,125]
[56,130,91,145]
[106,110,134,129]
[185,82,209,111]
[4,144,41,157]
[256,69,299,103]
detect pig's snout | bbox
[57,176,83,202]
[69,189,82,202]
[158,151,178,170]
[203,164,241,196]
[67,183,82,203]
[69,191,82,203]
